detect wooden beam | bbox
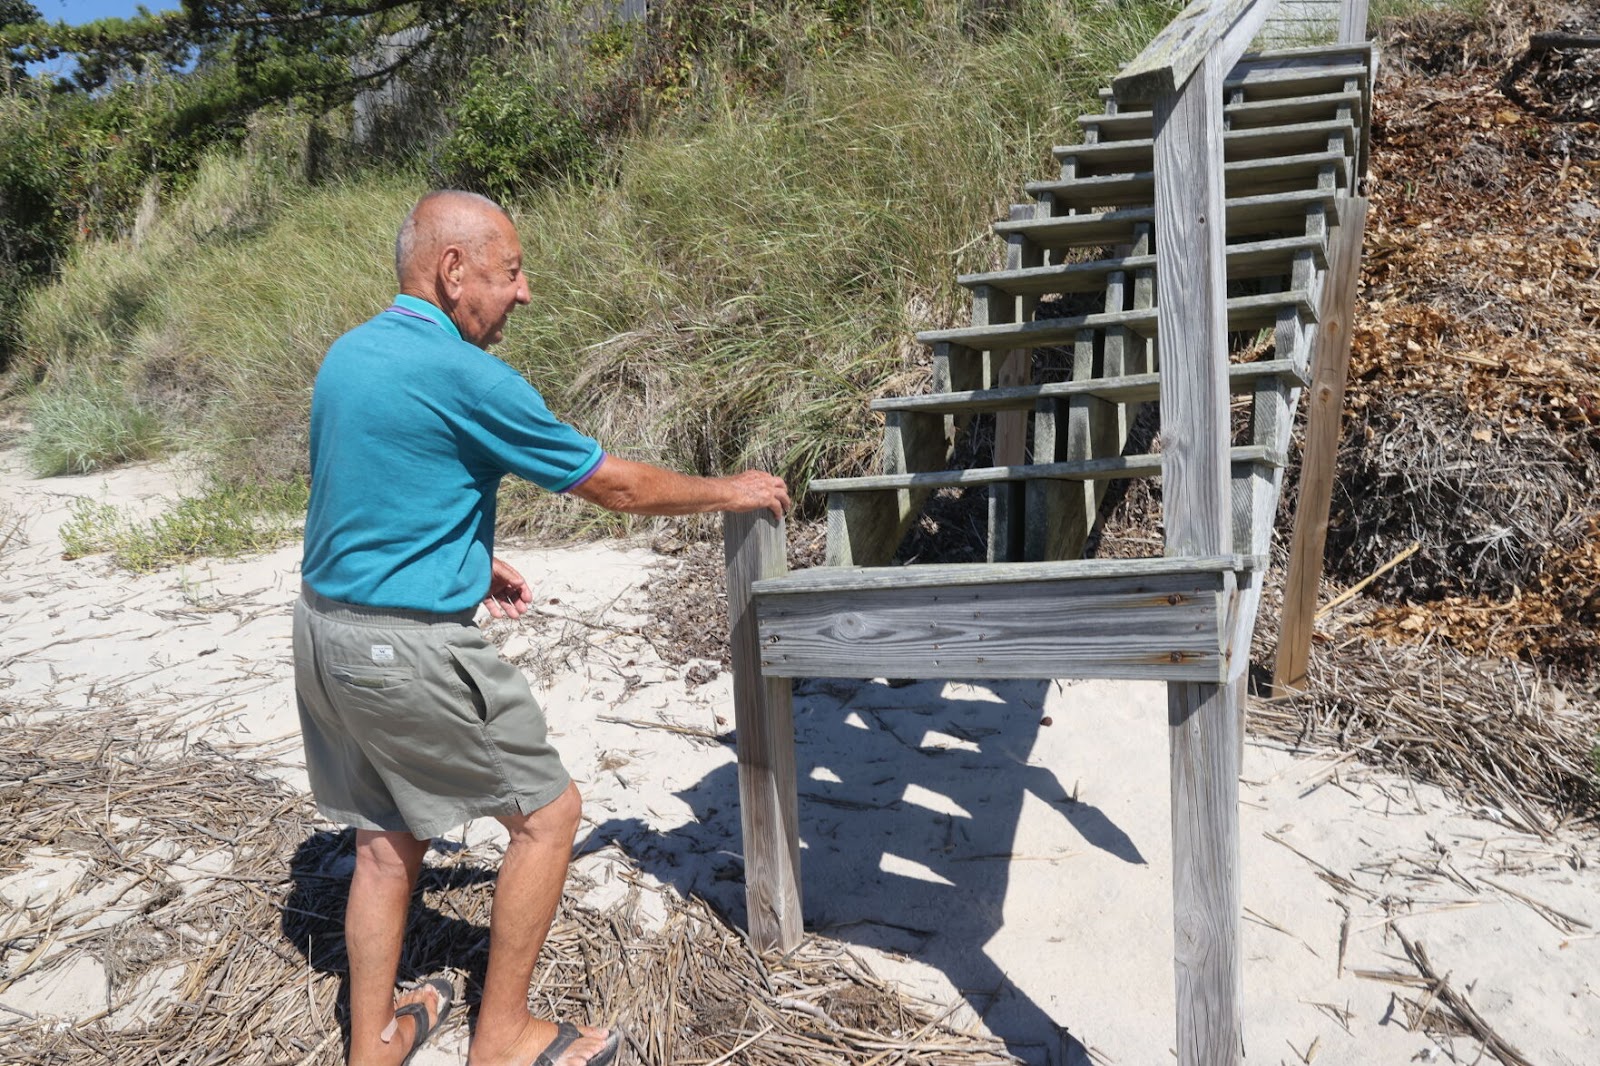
[990,204,1037,563]
[755,553,1261,595]
[1338,0,1369,44]
[754,569,1233,682]
[1169,673,1245,1064]
[1113,0,1282,104]
[811,445,1279,494]
[1273,197,1369,695]
[723,510,802,952]
[916,290,1317,352]
[1154,65,1233,562]
[1153,51,1243,1066]
[823,409,947,566]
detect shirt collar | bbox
[389,294,463,341]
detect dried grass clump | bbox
[1250,637,1600,832]
[0,703,1015,1065]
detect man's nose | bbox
[516,277,531,304]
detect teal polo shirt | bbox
[302,294,605,612]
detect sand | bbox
[2,445,1596,1065]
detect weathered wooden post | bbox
[1272,197,1369,694]
[722,509,803,951]
[1115,1,1290,1060]
[1151,49,1245,1066]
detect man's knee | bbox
[503,781,582,844]
[354,829,427,882]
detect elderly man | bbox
[294,189,789,1066]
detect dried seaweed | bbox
[0,703,1015,1065]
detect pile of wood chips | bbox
[1313,0,1600,678]
[0,704,1016,1065]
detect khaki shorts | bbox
[293,585,570,839]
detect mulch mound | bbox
[1317,1,1600,676]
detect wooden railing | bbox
[719,3,1374,1065]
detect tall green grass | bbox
[19,1,1179,538]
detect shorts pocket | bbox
[329,664,416,692]
[445,646,492,723]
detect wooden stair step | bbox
[993,190,1340,251]
[1028,149,1348,211]
[1080,90,1362,140]
[756,553,1263,594]
[751,555,1259,682]
[1089,43,1375,108]
[871,358,1305,416]
[1223,62,1370,101]
[810,445,1280,494]
[918,291,1315,352]
[958,236,1326,298]
[1053,118,1355,174]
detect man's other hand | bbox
[723,470,791,520]
[482,556,533,619]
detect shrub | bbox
[438,60,596,200]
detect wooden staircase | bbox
[764,38,1374,684]
[720,3,1375,1064]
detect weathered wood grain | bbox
[1113,0,1281,104]
[723,510,802,952]
[1152,49,1244,1066]
[1153,55,1234,564]
[916,290,1315,351]
[811,445,1278,494]
[1274,197,1369,695]
[988,204,1036,562]
[824,409,947,566]
[754,570,1232,682]
[1338,0,1369,42]
[1169,673,1245,1066]
[754,553,1260,594]
[958,234,1328,297]
[1082,89,1360,139]
[1053,117,1356,172]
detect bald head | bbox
[394,190,509,288]
[393,190,529,348]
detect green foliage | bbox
[25,376,167,476]
[0,94,73,357]
[20,0,1177,543]
[58,478,307,572]
[438,60,596,200]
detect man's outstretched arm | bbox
[570,456,790,520]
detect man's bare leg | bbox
[347,829,444,1066]
[467,782,612,1066]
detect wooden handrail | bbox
[1113,0,1283,102]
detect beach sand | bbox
[2,446,1596,1064]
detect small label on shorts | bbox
[371,645,395,664]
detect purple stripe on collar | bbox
[385,305,445,327]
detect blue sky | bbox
[34,1,183,24]
[25,2,186,79]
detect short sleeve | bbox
[465,375,605,492]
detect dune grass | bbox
[19,1,1182,540]
[58,479,309,572]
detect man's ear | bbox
[438,245,466,301]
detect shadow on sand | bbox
[583,677,1149,1066]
